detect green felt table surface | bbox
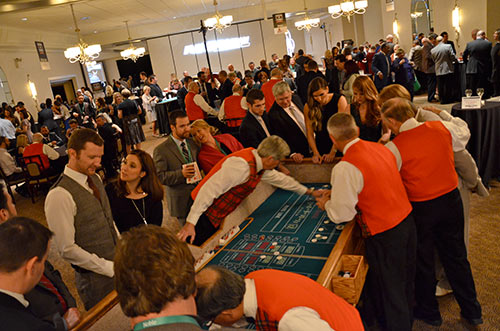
[205,184,346,279]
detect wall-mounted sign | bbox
[34,41,50,70]
[386,0,395,11]
[183,36,251,55]
[273,13,287,34]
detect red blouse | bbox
[197,134,244,174]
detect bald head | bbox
[476,30,486,39]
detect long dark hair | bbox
[306,77,330,131]
[115,150,164,201]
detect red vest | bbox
[343,140,412,237]
[191,148,262,228]
[392,121,458,201]
[247,270,364,331]
[224,95,247,127]
[23,143,50,170]
[261,79,280,112]
[185,92,206,121]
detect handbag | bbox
[412,68,421,91]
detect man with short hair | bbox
[217,70,234,102]
[372,43,392,92]
[296,60,325,104]
[0,136,23,181]
[239,89,272,149]
[261,68,283,111]
[248,62,259,78]
[0,115,16,141]
[95,115,119,179]
[227,64,242,80]
[243,74,258,96]
[0,217,56,330]
[71,95,94,127]
[115,225,202,330]
[315,112,416,330]
[268,81,309,162]
[23,133,60,172]
[148,75,164,100]
[196,266,364,330]
[40,126,64,147]
[45,128,118,310]
[219,84,248,127]
[440,31,456,54]
[332,54,347,93]
[197,71,217,107]
[385,34,395,55]
[492,28,500,97]
[177,76,192,110]
[153,110,200,225]
[178,135,320,245]
[381,98,482,327]
[422,34,438,102]
[268,53,279,69]
[185,82,218,121]
[432,35,457,104]
[463,30,493,98]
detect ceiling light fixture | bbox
[21,17,28,21]
[329,0,368,23]
[204,0,233,34]
[295,0,320,32]
[120,21,146,62]
[64,4,101,64]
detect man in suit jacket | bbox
[371,43,392,92]
[268,81,310,161]
[148,75,164,100]
[115,225,203,330]
[239,89,272,148]
[492,29,500,97]
[38,105,59,133]
[431,36,457,104]
[153,110,200,225]
[197,71,217,107]
[0,217,56,331]
[463,30,493,98]
[296,60,325,104]
[217,70,234,103]
[422,35,438,101]
[71,94,95,128]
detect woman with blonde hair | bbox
[304,77,349,163]
[351,76,385,142]
[16,134,29,155]
[190,119,243,174]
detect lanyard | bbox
[171,135,193,163]
[133,315,199,331]
[215,140,228,156]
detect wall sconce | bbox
[452,1,460,47]
[392,13,399,42]
[14,58,22,69]
[27,74,39,111]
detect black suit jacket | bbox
[25,262,76,331]
[218,79,234,102]
[149,84,164,99]
[199,82,217,107]
[463,38,492,74]
[296,71,325,104]
[268,95,310,156]
[38,108,58,131]
[0,291,56,330]
[42,132,64,146]
[491,42,500,82]
[239,111,271,148]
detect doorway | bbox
[50,78,76,104]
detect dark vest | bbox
[52,174,117,268]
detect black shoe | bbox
[414,310,443,327]
[461,313,483,326]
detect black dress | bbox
[314,93,342,155]
[117,99,145,145]
[105,183,163,233]
[350,105,383,142]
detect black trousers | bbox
[437,73,454,104]
[192,213,218,246]
[426,73,437,101]
[361,214,417,331]
[493,80,500,97]
[411,188,482,321]
[466,73,492,99]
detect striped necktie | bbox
[180,141,190,162]
[39,274,68,312]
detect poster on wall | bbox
[386,0,395,11]
[34,41,51,70]
[273,13,287,34]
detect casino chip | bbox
[315,234,321,238]
[324,220,330,224]
[260,255,266,259]
[318,227,324,232]
[272,242,278,246]
[322,236,327,240]
[312,238,317,243]
[276,256,283,260]
[273,251,280,256]
[336,225,345,230]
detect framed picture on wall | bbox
[386,0,395,11]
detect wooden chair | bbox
[19,155,59,203]
[0,166,25,204]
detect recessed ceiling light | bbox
[80,16,90,20]
[21,17,28,21]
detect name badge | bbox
[461,96,481,109]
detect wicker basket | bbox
[331,254,368,304]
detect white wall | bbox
[103,57,121,83]
[0,48,85,120]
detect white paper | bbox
[461,96,482,109]
[184,162,202,184]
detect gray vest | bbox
[52,174,117,264]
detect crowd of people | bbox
[0,27,497,331]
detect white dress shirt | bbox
[0,118,16,140]
[42,144,60,160]
[324,138,364,224]
[243,279,334,331]
[0,147,21,176]
[0,289,29,307]
[218,93,248,121]
[186,149,308,226]
[385,115,470,170]
[249,111,271,137]
[44,166,115,278]
[283,102,306,135]
[193,94,218,116]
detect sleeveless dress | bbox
[314,93,342,155]
[350,105,383,142]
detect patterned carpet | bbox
[14,98,500,330]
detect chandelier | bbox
[410,11,423,19]
[204,0,233,33]
[329,1,368,22]
[64,4,101,64]
[120,21,146,62]
[295,0,320,32]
